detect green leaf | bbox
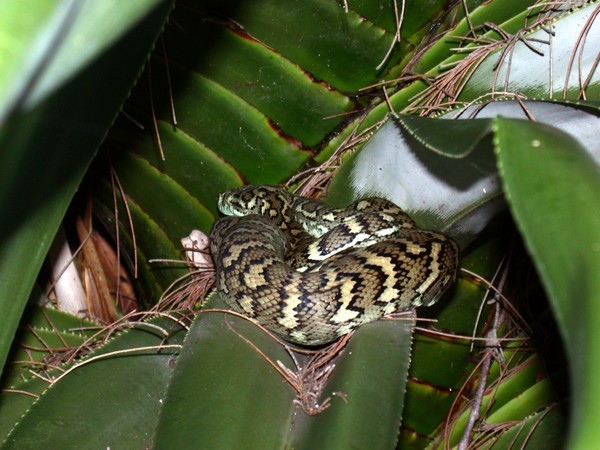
[288,315,414,449]
[204,0,400,92]
[320,1,600,160]
[327,115,502,248]
[0,302,101,439]
[328,101,599,248]
[153,294,415,449]
[429,357,560,448]
[138,60,311,184]
[153,295,297,448]
[1,316,186,449]
[0,301,99,390]
[3,317,185,448]
[160,9,353,147]
[0,0,174,377]
[494,118,600,448]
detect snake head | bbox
[218,185,291,223]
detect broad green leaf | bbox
[0,0,174,378]
[0,0,57,117]
[110,151,214,238]
[93,183,185,302]
[153,294,296,449]
[112,121,242,218]
[494,118,600,448]
[135,58,311,184]
[288,314,414,449]
[443,100,600,165]
[0,301,100,439]
[160,8,353,147]
[153,294,415,449]
[1,316,186,448]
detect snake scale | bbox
[209,185,459,346]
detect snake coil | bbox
[210,185,459,346]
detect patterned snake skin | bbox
[210,185,459,346]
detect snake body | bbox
[210,185,459,346]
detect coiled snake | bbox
[210,185,459,346]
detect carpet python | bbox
[210,185,459,346]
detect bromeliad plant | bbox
[0,0,599,448]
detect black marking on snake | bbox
[210,185,459,346]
